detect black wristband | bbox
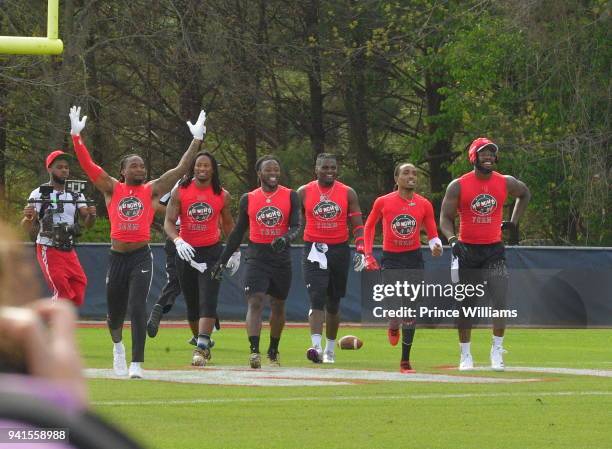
[448,236,458,245]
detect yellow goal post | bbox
[0,0,63,55]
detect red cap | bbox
[468,137,498,164]
[46,150,72,168]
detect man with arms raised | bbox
[68,105,206,378]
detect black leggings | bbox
[106,246,153,363]
[176,243,222,322]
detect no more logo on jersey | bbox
[256,206,283,227]
[391,214,417,238]
[471,194,497,216]
[313,200,341,220]
[118,196,144,221]
[188,202,213,222]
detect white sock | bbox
[114,342,125,352]
[460,342,471,355]
[129,362,141,368]
[325,339,335,354]
[311,334,322,349]
[493,336,504,348]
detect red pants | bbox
[36,244,87,307]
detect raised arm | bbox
[151,110,206,199]
[68,106,115,196]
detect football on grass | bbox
[338,335,363,350]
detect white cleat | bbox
[490,345,507,371]
[459,353,474,371]
[113,343,128,376]
[322,351,336,364]
[129,362,144,379]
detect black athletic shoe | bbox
[267,350,280,367]
[147,304,164,338]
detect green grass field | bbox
[81,326,612,449]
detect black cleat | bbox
[147,304,164,338]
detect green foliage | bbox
[1,0,609,244]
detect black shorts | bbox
[176,242,222,320]
[302,241,351,306]
[381,249,424,270]
[243,243,292,300]
[381,249,425,309]
[456,242,509,327]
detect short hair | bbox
[255,155,281,172]
[394,162,415,177]
[315,153,337,166]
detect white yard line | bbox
[92,391,612,407]
[85,366,539,387]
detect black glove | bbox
[501,221,516,232]
[270,236,287,253]
[449,236,469,260]
[210,262,225,281]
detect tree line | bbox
[1,0,609,245]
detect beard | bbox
[52,174,66,185]
[475,160,493,174]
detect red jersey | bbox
[364,191,438,253]
[458,171,507,244]
[248,185,292,244]
[178,182,225,247]
[109,182,155,242]
[303,180,349,244]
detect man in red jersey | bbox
[164,152,236,366]
[364,163,442,373]
[212,155,301,369]
[440,137,530,371]
[299,153,365,364]
[21,151,97,307]
[68,105,205,379]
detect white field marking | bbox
[91,391,612,407]
[466,366,612,377]
[84,366,539,387]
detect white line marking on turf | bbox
[468,366,612,377]
[84,366,539,386]
[91,391,612,407]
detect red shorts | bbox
[36,245,88,307]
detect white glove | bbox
[226,251,241,276]
[186,110,207,140]
[429,237,443,255]
[174,237,195,261]
[353,253,366,272]
[69,105,87,136]
[189,260,207,273]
